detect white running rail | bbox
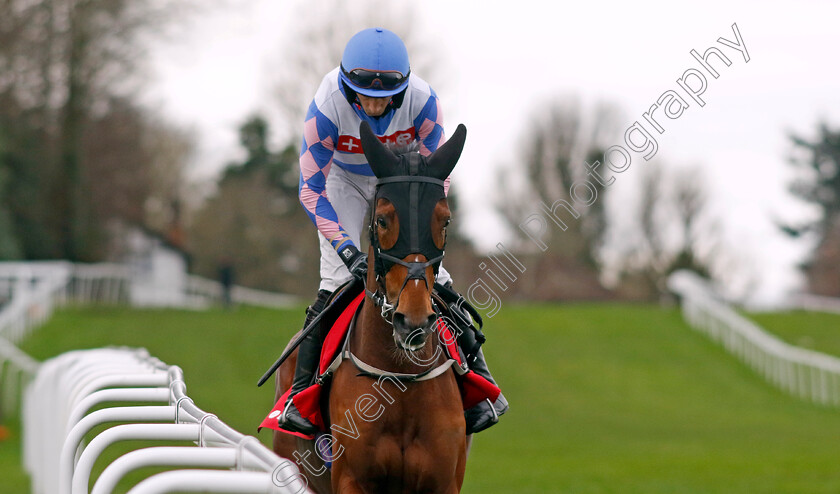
[23,347,311,494]
[0,261,296,419]
[0,336,39,418]
[791,293,840,315]
[668,270,840,407]
[184,274,297,310]
[0,262,71,419]
[0,261,74,344]
[0,262,296,345]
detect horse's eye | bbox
[377,217,388,229]
[443,218,451,228]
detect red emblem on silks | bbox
[337,127,415,154]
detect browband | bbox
[376,176,445,187]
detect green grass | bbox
[468,304,840,493]
[747,310,840,358]
[2,303,840,493]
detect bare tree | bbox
[0,149,22,259]
[497,99,620,260]
[0,0,197,261]
[82,98,194,256]
[142,118,196,234]
[609,163,729,301]
[188,116,320,295]
[492,98,621,300]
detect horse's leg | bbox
[465,434,473,459]
[272,349,333,494]
[273,434,333,494]
[272,351,297,456]
[333,475,365,494]
[294,437,333,494]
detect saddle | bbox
[259,283,501,439]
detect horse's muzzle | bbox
[392,312,437,352]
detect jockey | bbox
[279,27,508,436]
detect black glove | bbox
[338,245,368,281]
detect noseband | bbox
[366,252,443,323]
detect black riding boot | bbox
[456,307,509,434]
[278,289,332,435]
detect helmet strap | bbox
[390,88,407,109]
[340,80,358,106]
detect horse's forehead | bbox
[393,152,426,175]
[406,152,425,168]
[375,152,435,206]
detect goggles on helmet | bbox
[341,66,409,91]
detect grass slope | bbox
[748,310,840,358]
[1,303,839,493]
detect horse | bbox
[273,121,470,493]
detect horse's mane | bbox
[385,141,420,156]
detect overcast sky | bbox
[143,0,840,305]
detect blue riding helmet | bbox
[340,27,410,98]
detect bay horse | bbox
[273,121,470,493]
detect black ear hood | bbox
[359,121,467,180]
[359,121,399,177]
[427,123,466,180]
[360,121,468,276]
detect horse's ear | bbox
[359,121,399,178]
[427,124,467,180]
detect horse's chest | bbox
[329,382,465,491]
[352,429,462,493]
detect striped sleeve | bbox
[298,100,355,251]
[413,90,451,195]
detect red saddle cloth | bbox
[259,292,501,439]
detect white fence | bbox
[0,261,72,420]
[0,262,296,420]
[668,270,840,407]
[0,261,75,344]
[0,336,39,419]
[0,263,296,343]
[184,275,297,310]
[24,347,310,494]
[790,293,840,315]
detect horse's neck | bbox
[354,297,441,375]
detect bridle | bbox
[365,175,446,325]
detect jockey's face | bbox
[357,94,391,117]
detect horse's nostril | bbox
[393,312,407,330]
[393,312,436,332]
